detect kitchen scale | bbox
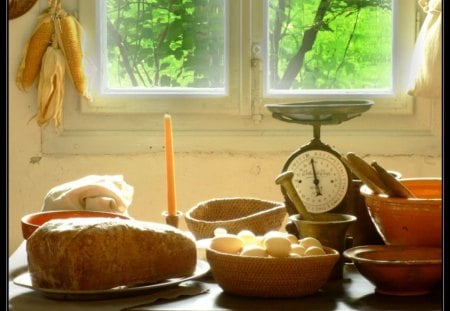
[265,100,374,236]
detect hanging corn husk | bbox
[55,7,91,100]
[16,13,54,91]
[17,0,91,129]
[36,37,66,128]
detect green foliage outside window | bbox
[268,0,392,90]
[105,0,392,91]
[106,0,225,89]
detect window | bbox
[102,0,227,92]
[42,0,439,156]
[78,0,240,114]
[266,0,393,92]
[102,0,393,93]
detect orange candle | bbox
[164,114,177,216]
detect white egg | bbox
[210,234,244,254]
[214,227,228,237]
[237,230,257,245]
[240,244,268,257]
[263,230,285,239]
[264,236,291,257]
[289,252,302,258]
[290,244,306,256]
[286,234,299,245]
[262,230,287,245]
[304,245,326,256]
[299,237,323,250]
[255,235,265,247]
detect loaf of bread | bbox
[26,217,197,290]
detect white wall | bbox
[8,1,442,256]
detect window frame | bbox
[256,0,414,112]
[80,0,242,115]
[41,0,440,156]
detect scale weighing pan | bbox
[265,100,373,125]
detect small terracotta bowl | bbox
[21,210,131,239]
[344,245,442,296]
[360,178,442,247]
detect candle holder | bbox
[162,211,183,228]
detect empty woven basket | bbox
[185,197,287,240]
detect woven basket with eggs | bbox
[206,245,339,297]
[205,231,340,298]
[184,197,287,240]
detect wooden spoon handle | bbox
[371,161,416,198]
[343,153,387,194]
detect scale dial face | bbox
[284,149,349,213]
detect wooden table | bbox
[9,241,443,311]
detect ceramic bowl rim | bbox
[22,210,130,224]
[21,210,131,239]
[289,213,357,225]
[360,177,442,201]
[343,245,442,265]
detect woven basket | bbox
[206,246,339,298]
[184,198,287,240]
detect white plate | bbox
[13,260,210,301]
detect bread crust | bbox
[26,217,197,290]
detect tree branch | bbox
[107,17,138,86]
[278,0,332,89]
[332,7,361,87]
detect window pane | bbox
[104,0,226,91]
[267,0,392,92]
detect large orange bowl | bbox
[344,245,442,296]
[360,178,442,247]
[21,210,131,240]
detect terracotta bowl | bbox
[344,245,442,296]
[360,178,442,247]
[206,246,339,298]
[21,210,131,240]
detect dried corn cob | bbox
[36,40,66,128]
[56,11,90,100]
[16,14,54,91]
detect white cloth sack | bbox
[407,0,442,98]
[41,175,134,215]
